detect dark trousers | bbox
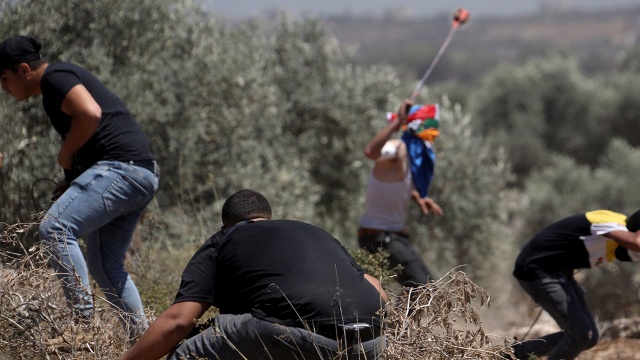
[168,313,386,360]
[513,270,599,360]
[358,231,433,287]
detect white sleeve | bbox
[376,141,399,162]
[590,222,640,262]
[590,222,628,236]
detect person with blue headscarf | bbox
[357,99,443,287]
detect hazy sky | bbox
[208,0,639,19]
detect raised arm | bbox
[364,99,412,160]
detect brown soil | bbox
[486,314,640,359]
[578,338,640,359]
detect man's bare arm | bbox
[119,301,210,360]
[364,273,388,303]
[57,84,101,169]
[364,99,412,160]
[605,230,640,252]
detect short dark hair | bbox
[8,58,46,73]
[221,189,272,227]
[627,209,640,232]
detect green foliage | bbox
[521,154,596,234]
[522,139,640,239]
[604,71,640,148]
[427,80,470,109]
[351,247,401,285]
[619,45,640,73]
[469,55,608,179]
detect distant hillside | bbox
[323,6,640,84]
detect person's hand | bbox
[396,99,413,126]
[423,197,444,216]
[51,178,69,201]
[414,195,444,216]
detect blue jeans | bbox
[39,160,158,339]
[168,313,386,360]
[514,271,599,360]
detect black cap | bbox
[627,209,640,232]
[0,36,42,72]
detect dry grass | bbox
[382,269,513,359]
[1,219,513,359]
[0,220,138,359]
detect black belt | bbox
[358,228,407,237]
[129,160,158,175]
[314,324,382,343]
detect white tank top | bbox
[359,170,412,232]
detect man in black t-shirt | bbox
[0,35,158,340]
[509,209,640,360]
[121,189,387,360]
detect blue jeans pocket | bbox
[101,163,156,214]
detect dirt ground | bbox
[578,338,640,359]
[488,314,640,359]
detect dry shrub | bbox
[383,268,513,359]
[2,218,513,359]
[0,219,141,359]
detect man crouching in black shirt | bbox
[120,189,387,360]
